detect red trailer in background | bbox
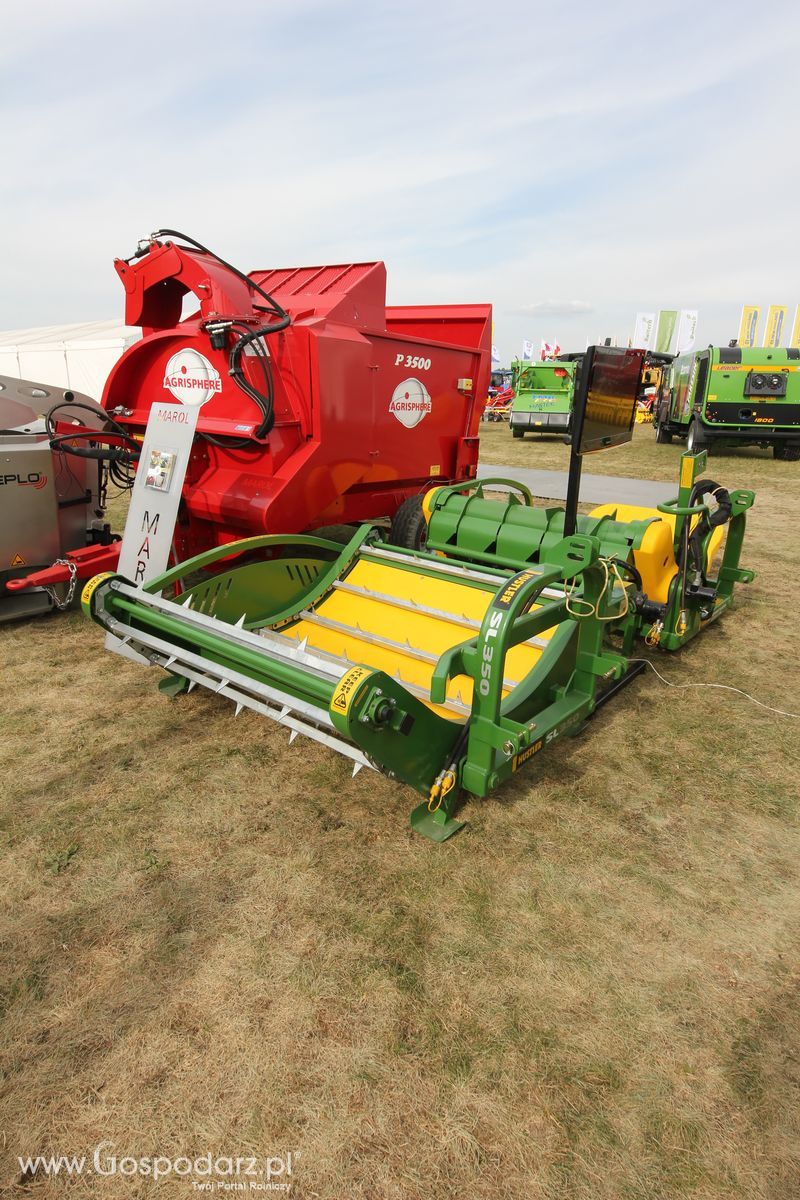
[8,232,491,598]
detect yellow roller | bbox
[277,557,556,720]
[588,503,725,604]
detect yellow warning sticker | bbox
[10,552,26,567]
[80,571,114,610]
[429,464,440,475]
[330,666,373,716]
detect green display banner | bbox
[654,310,678,353]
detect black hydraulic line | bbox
[593,660,647,711]
[149,229,292,440]
[150,229,290,330]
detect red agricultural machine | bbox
[3,231,491,615]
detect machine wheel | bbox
[773,444,800,461]
[512,428,524,439]
[686,418,708,453]
[390,494,428,550]
[654,419,673,444]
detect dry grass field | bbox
[2,425,799,1198]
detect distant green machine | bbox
[655,346,800,460]
[83,347,755,842]
[509,357,580,439]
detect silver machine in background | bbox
[0,376,108,621]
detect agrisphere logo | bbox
[163,348,222,406]
[389,377,432,429]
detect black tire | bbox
[512,428,524,439]
[390,494,428,550]
[654,418,673,444]
[773,444,800,461]
[686,417,708,453]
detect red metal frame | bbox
[107,241,492,561]
[10,239,491,592]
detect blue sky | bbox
[1,0,798,362]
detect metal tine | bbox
[352,763,364,777]
[234,613,247,628]
[187,680,197,693]
[234,703,244,716]
[288,730,298,744]
[164,655,177,668]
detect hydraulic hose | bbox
[148,229,292,442]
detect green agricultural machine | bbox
[509,356,580,439]
[83,347,756,841]
[654,345,800,460]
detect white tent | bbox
[0,320,140,401]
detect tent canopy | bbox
[0,320,140,401]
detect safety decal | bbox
[330,666,373,715]
[10,552,26,567]
[80,571,114,609]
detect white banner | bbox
[521,339,533,362]
[491,343,500,364]
[675,309,699,355]
[108,350,215,660]
[632,311,656,349]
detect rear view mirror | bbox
[573,346,645,455]
[563,346,646,535]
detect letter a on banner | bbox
[654,311,677,354]
[790,306,800,350]
[632,312,656,349]
[675,310,699,355]
[107,362,214,661]
[762,305,788,348]
[737,305,760,348]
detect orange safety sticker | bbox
[10,553,25,567]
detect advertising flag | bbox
[675,310,699,355]
[790,305,800,350]
[737,306,760,348]
[654,310,678,354]
[763,305,788,348]
[521,339,534,362]
[491,344,500,364]
[632,312,656,349]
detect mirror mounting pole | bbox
[563,346,594,537]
